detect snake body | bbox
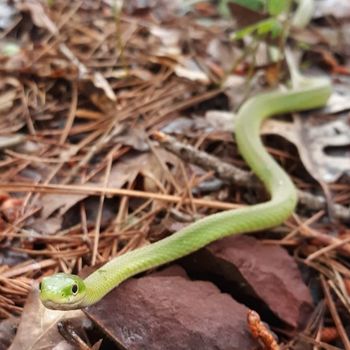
[39,76,331,309]
[39,0,332,309]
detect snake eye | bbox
[38,282,42,291]
[71,284,78,295]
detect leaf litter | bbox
[0,0,349,349]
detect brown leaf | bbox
[0,134,26,149]
[315,0,350,19]
[173,58,210,83]
[207,38,239,72]
[0,317,19,350]
[17,0,57,35]
[260,115,350,183]
[9,287,88,350]
[227,2,268,29]
[0,90,17,113]
[38,153,151,220]
[123,0,182,21]
[191,109,350,183]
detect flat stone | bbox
[184,235,313,328]
[85,266,260,350]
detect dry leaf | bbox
[324,82,350,114]
[112,126,149,151]
[227,2,268,28]
[256,115,350,183]
[207,38,239,71]
[0,2,16,30]
[0,317,18,349]
[173,58,210,83]
[0,134,25,149]
[314,0,350,19]
[9,288,88,350]
[0,90,17,112]
[37,149,177,224]
[17,0,58,35]
[150,26,181,51]
[191,109,350,183]
[91,72,116,102]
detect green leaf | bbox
[267,0,287,16]
[230,0,265,12]
[256,18,282,37]
[231,17,282,40]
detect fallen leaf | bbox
[17,0,58,35]
[0,134,25,150]
[167,107,350,183]
[91,72,116,102]
[36,148,178,229]
[112,126,149,151]
[28,217,63,235]
[0,2,16,30]
[256,114,350,183]
[123,0,182,21]
[39,152,152,219]
[58,44,116,101]
[227,1,268,28]
[150,26,181,51]
[207,38,240,71]
[9,287,89,350]
[293,114,350,182]
[314,0,350,19]
[161,117,196,135]
[324,79,350,114]
[0,317,18,350]
[0,90,17,113]
[173,58,210,83]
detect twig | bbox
[59,81,78,144]
[153,132,350,222]
[307,236,350,261]
[321,276,350,350]
[0,259,57,279]
[248,310,280,350]
[0,183,242,210]
[91,154,113,266]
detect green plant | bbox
[219,0,291,40]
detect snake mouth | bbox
[41,298,84,310]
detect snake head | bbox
[39,273,86,310]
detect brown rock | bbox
[184,235,313,328]
[85,266,260,350]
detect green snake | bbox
[39,2,332,310]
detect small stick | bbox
[321,276,350,350]
[0,183,242,211]
[247,310,280,350]
[153,132,350,222]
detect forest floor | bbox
[0,1,350,349]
